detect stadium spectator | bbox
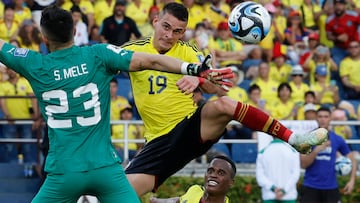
[303,103,318,120]
[269,44,292,83]
[182,0,206,41]
[140,5,160,37]
[0,5,227,202]
[16,19,43,52]
[289,65,310,104]
[299,0,322,31]
[88,25,101,45]
[0,4,20,42]
[204,0,231,30]
[281,0,302,14]
[261,0,287,62]
[296,90,320,120]
[256,138,300,203]
[299,32,320,66]
[331,108,352,139]
[303,45,337,86]
[326,0,360,66]
[100,0,142,46]
[317,0,334,47]
[247,84,271,114]
[93,0,115,27]
[339,40,360,99]
[270,82,299,120]
[252,61,279,104]
[208,21,246,67]
[284,10,310,65]
[149,155,236,203]
[0,68,39,164]
[123,2,328,196]
[299,107,357,203]
[13,0,32,25]
[61,0,95,33]
[261,2,277,63]
[310,65,340,108]
[125,0,151,36]
[71,5,89,46]
[110,78,131,121]
[242,45,263,79]
[189,22,212,56]
[112,105,143,161]
[284,10,310,46]
[269,0,287,44]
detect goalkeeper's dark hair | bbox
[160,2,188,22]
[210,155,237,178]
[40,5,74,43]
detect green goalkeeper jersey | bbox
[0,43,133,173]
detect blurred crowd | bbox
[1,0,360,165]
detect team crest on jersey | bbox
[14,48,29,57]
[106,44,124,55]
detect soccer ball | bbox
[228,1,271,44]
[335,156,352,176]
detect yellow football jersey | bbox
[0,77,34,119]
[289,81,310,104]
[110,96,130,120]
[122,37,203,142]
[179,185,230,203]
[112,124,139,150]
[269,62,293,83]
[339,57,360,85]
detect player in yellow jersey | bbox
[123,2,329,196]
[149,155,235,203]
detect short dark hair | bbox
[4,3,15,11]
[317,106,332,114]
[110,77,118,84]
[70,5,82,13]
[304,90,315,98]
[248,84,260,94]
[160,2,188,22]
[40,5,74,43]
[278,82,292,93]
[210,155,236,178]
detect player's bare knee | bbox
[212,96,235,116]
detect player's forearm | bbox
[130,52,182,73]
[200,79,222,94]
[131,52,205,76]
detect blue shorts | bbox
[125,105,226,191]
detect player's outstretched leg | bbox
[288,128,328,154]
[232,102,328,153]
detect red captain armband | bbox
[198,77,205,86]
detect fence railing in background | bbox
[1,120,360,165]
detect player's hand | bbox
[186,55,234,80]
[214,78,233,92]
[198,55,233,79]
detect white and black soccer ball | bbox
[335,156,352,176]
[228,1,271,44]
